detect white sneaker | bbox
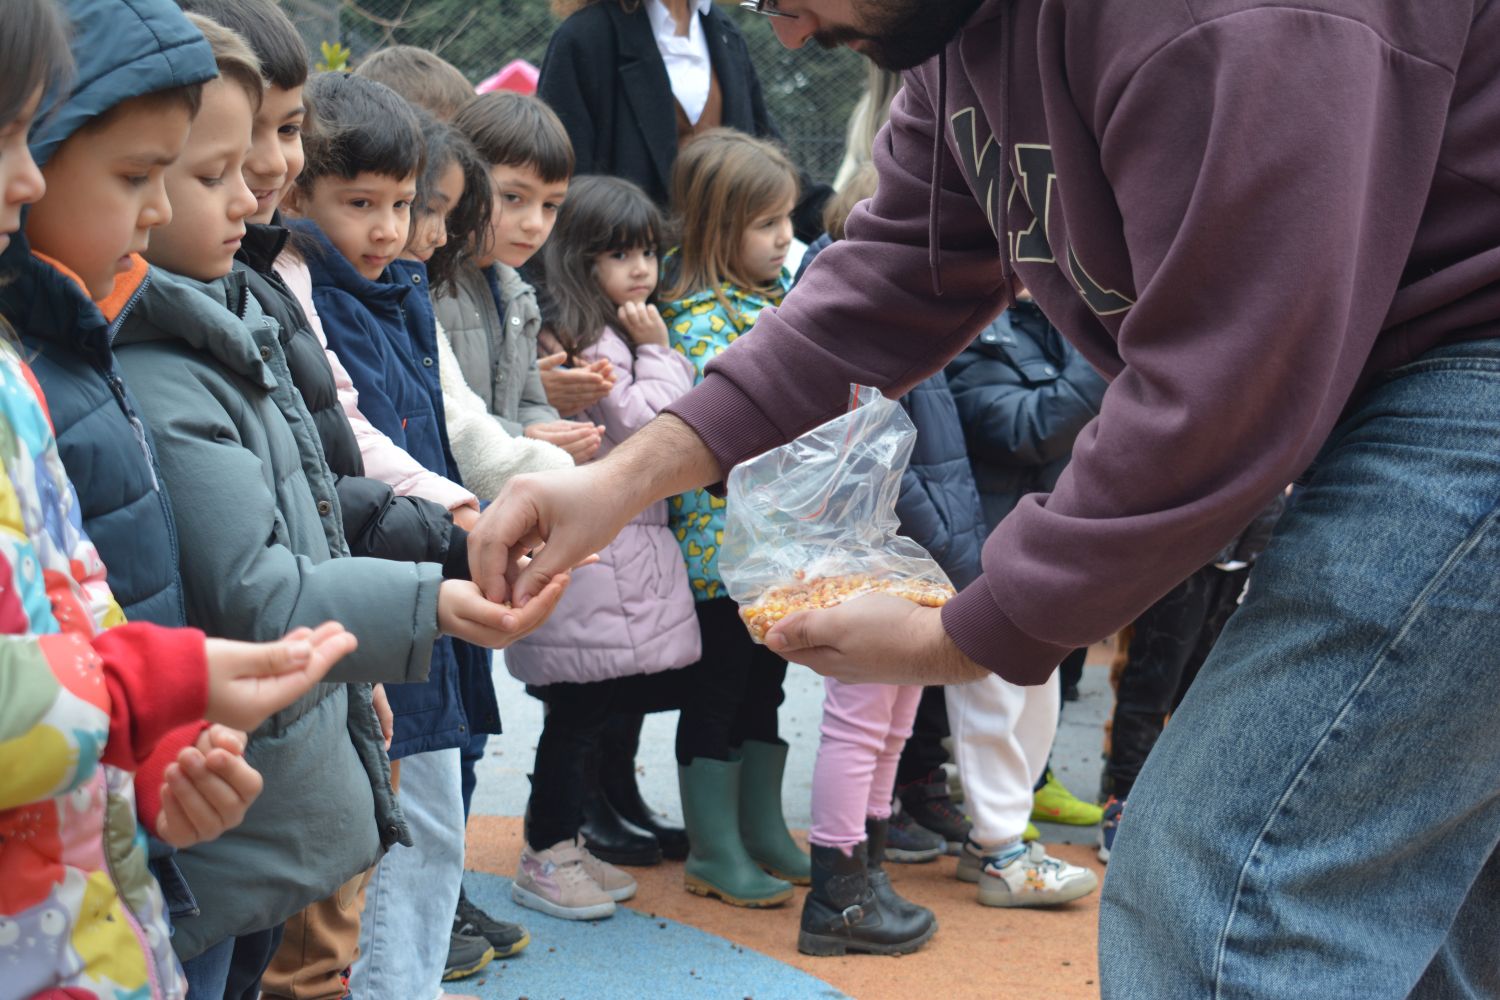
[960,840,1099,908]
[577,839,637,902]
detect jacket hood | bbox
[115,265,279,391]
[30,0,217,168]
[288,219,412,309]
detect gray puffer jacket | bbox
[114,266,439,958]
[433,261,559,435]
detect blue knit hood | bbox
[30,0,217,167]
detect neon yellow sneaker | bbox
[1023,823,1040,843]
[1030,771,1104,826]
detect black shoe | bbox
[455,887,530,958]
[442,927,495,981]
[797,842,936,957]
[865,817,937,926]
[884,806,945,863]
[897,768,971,852]
[579,785,662,866]
[600,717,690,861]
[1062,681,1082,702]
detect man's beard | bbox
[814,0,988,71]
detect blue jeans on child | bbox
[1100,339,1500,998]
[180,923,285,1000]
[350,747,466,1000]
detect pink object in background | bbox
[476,59,540,96]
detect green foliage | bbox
[281,0,864,184]
[316,39,352,72]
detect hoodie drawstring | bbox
[998,0,1014,290]
[929,49,949,298]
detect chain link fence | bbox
[276,0,866,186]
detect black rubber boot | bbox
[601,713,689,860]
[579,742,661,866]
[797,842,936,957]
[865,817,936,927]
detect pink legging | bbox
[809,678,923,850]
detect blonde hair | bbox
[355,45,474,121]
[183,12,265,113]
[833,65,901,191]
[664,129,798,317]
[823,163,878,242]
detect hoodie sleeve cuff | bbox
[941,581,1071,686]
[663,372,790,495]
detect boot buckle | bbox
[838,903,865,928]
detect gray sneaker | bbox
[512,837,616,921]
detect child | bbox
[941,291,1106,908]
[657,128,807,907]
[281,74,538,996]
[0,9,355,995]
[790,168,945,955]
[437,91,605,462]
[107,24,569,995]
[504,175,701,920]
[355,44,477,122]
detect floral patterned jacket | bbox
[661,271,790,600]
[0,338,207,999]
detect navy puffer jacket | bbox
[946,300,1108,531]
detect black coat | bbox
[945,300,1109,531]
[238,224,467,578]
[537,1,832,242]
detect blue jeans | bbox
[180,923,284,999]
[350,748,465,1000]
[1100,340,1500,998]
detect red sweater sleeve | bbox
[97,622,208,771]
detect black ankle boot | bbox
[798,842,936,957]
[579,769,661,867]
[865,817,936,926]
[600,713,689,860]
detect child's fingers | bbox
[157,784,200,847]
[165,765,228,836]
[537,351,567,370]
[205,725,247,756]
[203,751,264,805]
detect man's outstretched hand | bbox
[765,594,990,686]
[470,414,720,606]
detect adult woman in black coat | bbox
[539,0,832,242]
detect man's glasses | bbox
[738,0,798,18]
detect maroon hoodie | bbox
[666,0,1500,684]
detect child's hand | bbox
[617,301,669,348]
[537,352,614,417]
[437,576,572,649]
[203,622,358,733]
[524,419,605,464]
[452,504,481,531]
[154,725,263,849]
[372,683,393,750]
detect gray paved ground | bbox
[473,654,1114,844]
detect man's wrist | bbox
[917,604,989,684]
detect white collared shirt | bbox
[646,0,715,125]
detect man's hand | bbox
[471,414,720,606]
[203,622,358,733]
[437,576,572,649]
[154,725,263,849]
[765,595,990,685]
[537,352,615,418]
[525,419,605,464]
[371,683,393,750]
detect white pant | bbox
[946,669,1059,849]
[350,747,466,1000]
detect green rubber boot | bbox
[737,740,812,885]
[679,758,793,907]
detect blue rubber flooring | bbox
[460,872,852,1000]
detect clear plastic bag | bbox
[720,385,956,643]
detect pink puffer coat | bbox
[504,328,701,685]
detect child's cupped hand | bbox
[525,419,606,464]
[538,351,615,417]
[154,725,262,849]
[203,622,358,733]
[617,301,669,348]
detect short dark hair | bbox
[80,84,205,136]
[0,0,72,127]
[452,92,573,184]
[412,109,493,294]
[176,0,308,90]
[299,72,424,185]
[355,46,473,121]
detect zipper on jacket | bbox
[103,274,161,492]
